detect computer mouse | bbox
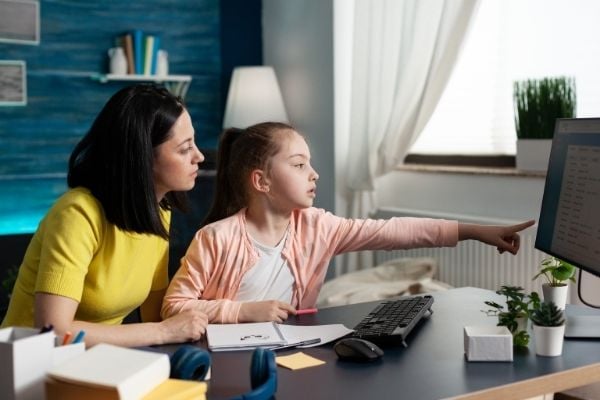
[334,338,384,362]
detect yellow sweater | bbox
[2,187,169,327]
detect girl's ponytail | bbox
[202,128,243,226]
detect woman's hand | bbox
[459,220,535,255]
[159,309,208,343]
[238,300,296,323]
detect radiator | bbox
[371,208,548,294]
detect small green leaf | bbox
[513,330,530,347]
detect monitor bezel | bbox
[534,117,600,279]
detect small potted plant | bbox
[513,76,576,171]
[530,300,566,357]
[532,256,576,310]
[482,286,540,348]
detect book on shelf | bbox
[132,29,144,75]
[122,33,135,74]
[151,35,160,75]
[143,35,154,75]
[45,343,169,400]
[121,30,162,76]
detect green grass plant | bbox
[514,76,576,139]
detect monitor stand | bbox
[564,277,600,339]
[564,315,600,339]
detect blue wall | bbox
[0,0,223,234]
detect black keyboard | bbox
[350,295,434,347]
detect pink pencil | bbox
[296,308,318,315]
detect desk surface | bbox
[159,287,600,400]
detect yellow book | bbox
[142,379,207,400]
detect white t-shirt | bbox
[235,231,295,303]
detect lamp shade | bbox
[223,66,288,129]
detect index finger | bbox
[509,219,535,233]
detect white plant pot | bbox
[515,315,528,333]
[533,324,565,357]
[516,139,552,172]
[542,283,569,310]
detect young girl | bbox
[161,122,534,324]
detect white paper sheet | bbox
[277,324,353,347]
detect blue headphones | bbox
[170,345,211,381]
[169,346,277,400]
[231,348,278,400]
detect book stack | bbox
[116,30,162,76]
[45,343,207,400]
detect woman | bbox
[2,85,208,347]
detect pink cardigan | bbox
[161,207,458,323]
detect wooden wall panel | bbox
[0,0,222,234]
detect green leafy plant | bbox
[529,301,565,327]
[532,256,576,287]
[1,264,19,317]
[1,264,18,297]
[482,286,540,347]
[513,76,576,139]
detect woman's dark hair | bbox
[68,84,188,238]
[202,122,295,226]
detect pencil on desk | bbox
[296,308,318,315]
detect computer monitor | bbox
[535,117,600,338]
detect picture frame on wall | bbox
[0,61,27,106]
[0,0,40,45]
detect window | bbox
[409,0,600,156]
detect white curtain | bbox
[341,0,480,273]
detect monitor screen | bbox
[535,118,600,279]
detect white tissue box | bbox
[464,325,513,362]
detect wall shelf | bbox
[91,73,192,98]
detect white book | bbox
[207,322,286,351]
[206,322,353,352]
[46,343,170,400]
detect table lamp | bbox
[223,66,288,129]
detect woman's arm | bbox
[35,292,208,347]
